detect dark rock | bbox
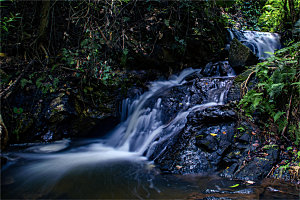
[234,157,275,181]
[221,146,279,181]
[202,61,235,77]
[196,135,218,152]
[229,38,258,74]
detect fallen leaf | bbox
[246,180,255,184]
[229,184,240,188]
[176,165,183,170]
[252,132,256,135]
[210,133,217,137]
[252,143,259,147]
[222,131,226,134]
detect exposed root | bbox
[240,70,255,96]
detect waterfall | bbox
[108,67,234,159]
[228,29,281,59]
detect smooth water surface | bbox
[2,139,299,199]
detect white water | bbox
[106,68,234,160]
[229,29,281,59]
[3,67,235,199]
[12,67,233,166]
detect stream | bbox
[1,30,299,199]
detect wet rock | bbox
[221,146,279,181]
[234,157,276,181]
[46,93,75,123]
[229,38,258,74]
[202,61,234,77]
[196,135,218,152]
[155,103,238,174]
[188,106,236,124]
[41,130,54,142]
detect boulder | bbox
[229,38,258,74]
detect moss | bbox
[234,69,253,83]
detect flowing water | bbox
[1,31,298,199]
[228,29,281,59]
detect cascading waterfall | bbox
[228,29,281,59]
[108,66,234,159]
[2,29,290,200]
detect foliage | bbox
[221,0,265,30]
[236,0,264,30]
[259,0,300,32]
[239,42,300,145]
[0,12,20,32]
[61,28,119,86]
[0,11,20,51]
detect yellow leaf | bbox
[0,53,6,57]
[210,133,217,137]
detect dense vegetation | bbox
[239,42,300,145]
[0,0,299,169]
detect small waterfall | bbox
[108,67,234,159]
[228,29,281,59]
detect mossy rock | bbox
[229,38,258,74]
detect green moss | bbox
[234,69,253,83]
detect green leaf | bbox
[287,146,293,151]
[164,19,170,27]
[13,107,23,114]
[273,111,285,122]
[36,77,44,88]
[253,97,262,108]
[229,184,240,188]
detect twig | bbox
[0,60,34,99]
[95,21,112,48]
[266,166,276,178]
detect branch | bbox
[0,60,34,99]
[95,21,112,49]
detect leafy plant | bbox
[61,28,119,85]
[13,107,23,114]
[0,12,20,32]
[239,42,300,145]
[259,0,300,32]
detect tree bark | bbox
[38,0,51,42]
[288,0,296,24]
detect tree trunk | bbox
[38,0,51,42]
[288,0,296,24]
